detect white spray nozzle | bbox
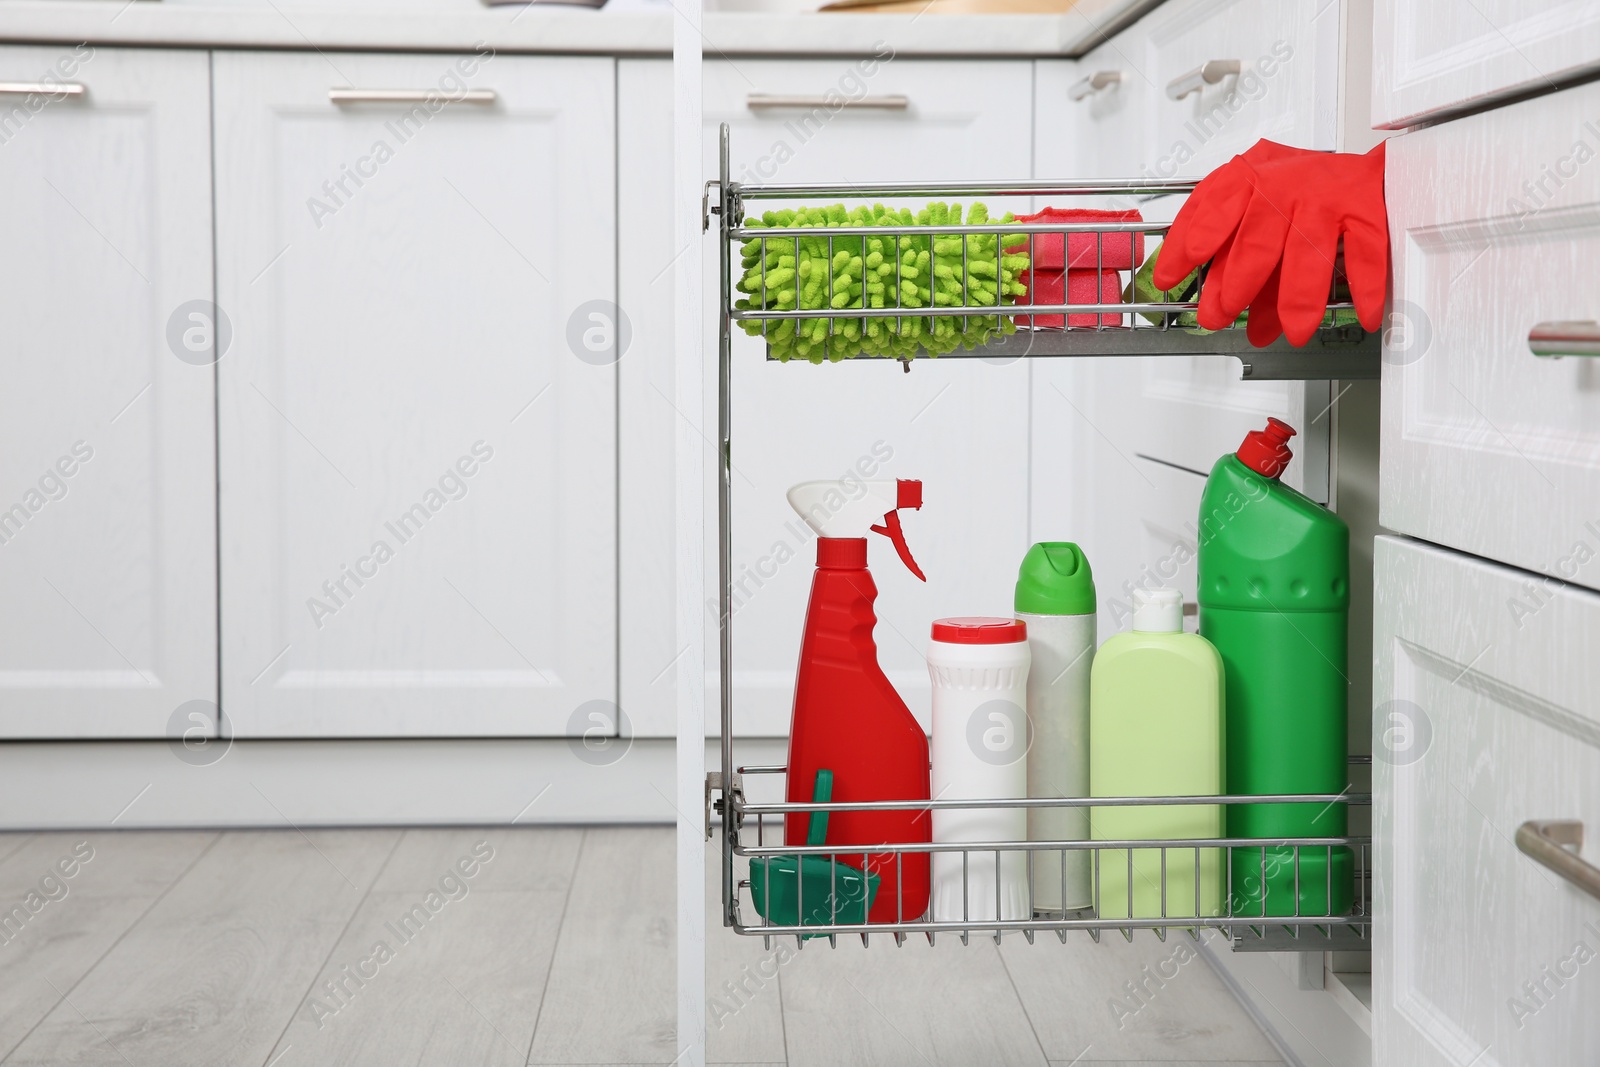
[788,478,925,580]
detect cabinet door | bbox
[214,52,616,737]
[1138,0,1339,179]
[1035,36,1147,183]
[0,46,216,738]
[704,58,1035,736]
[1373,0,1600,129]
[1382,80,1600,594]
[1374,536,1600,1066]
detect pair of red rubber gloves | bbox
[1152,139,1389,347]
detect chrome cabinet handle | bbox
[1529,320,1600,358]
[0,82,85,97]
[1167,59,1242,101]
[746,93,910,111]
[1069,70,1123,102]
[1517,820,1600,902]
[329,88,497,105]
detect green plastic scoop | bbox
[749,769,879,935]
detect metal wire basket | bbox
[720,761,1371,952]
[704,123,1374,952]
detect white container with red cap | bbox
[927,617,1031,924]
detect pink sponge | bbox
[1017,269,1124,328]
[1008,208,1146,271]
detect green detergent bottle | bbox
[1197,418,1352,918]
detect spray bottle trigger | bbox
[869,509,926,582]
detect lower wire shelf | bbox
[720,763,1372,953]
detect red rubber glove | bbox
[1153,140,1311,291]
[1220,142,1387,344]
[1157,140,1389,346]
[1198,233,1288,347]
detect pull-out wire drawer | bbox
[707,124,1375,956]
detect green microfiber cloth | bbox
[1125,243,1361,334]
[735,202,1030,363]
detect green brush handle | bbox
[807,768,833,847]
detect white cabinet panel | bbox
[705,58,1034,736]
[1373,0,1600,129]
[214,51,616,737]
[1138,0,1339,179]
[619,58,679,738]
[1035,41,1147,182]
[1382,81,1600,593]
[0,45,217,738]
[1374,536,1600,1067]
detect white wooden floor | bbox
[0,827,1285,1066]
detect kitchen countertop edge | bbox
[0,0,1150,57]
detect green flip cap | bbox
[1015,542,1096,616]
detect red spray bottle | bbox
[785,478,931,924]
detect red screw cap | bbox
[1236,417,1296,479]
[930,617,1028,644]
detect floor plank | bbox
[371,827,583,894]
[0,831,225,901]
[260,827,581,1066]
[263,889,569,1066]
[0,833,35,872]
[706,844,787,1065]
[527,828,677,1065]
[778,936,1049,1067]
[0,831,218,1060]
[999,931,1281,1063]
[3,829,398,1066]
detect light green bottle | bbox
[1090,588,1225,920]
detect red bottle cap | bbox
[930,617,1028,644]
[1236,417,1297,479]
[816,537,868,569]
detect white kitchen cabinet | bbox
[0,45,217,739]
[1137,0,1340,178]
[703,58,1035,736]
[1382,79,1600,595]
[1373,0,1600,129]
[213,51,617,737]
[1374,535,1600,1066]
[1035,39,1147,182]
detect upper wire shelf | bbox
[713,163,1379,381]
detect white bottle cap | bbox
[1131,588,1183,633]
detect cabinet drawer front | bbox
[1382,81,1600,593]
[1374,536,1600,1067]
[215,51,617,737]
[0,45,217,738]
[704,57,1029,184]
[1373,0,1600,129]
[1138,0,1337,180]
